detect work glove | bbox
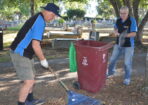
[40,59,49,69]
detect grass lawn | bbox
[6,24,22,31]
[0,50,10,63]
[3,24,22,35]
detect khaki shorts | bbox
[10,51,36,80]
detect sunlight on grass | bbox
[4,41,12,48]
[3,30,18,35]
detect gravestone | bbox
[89,31,99,41]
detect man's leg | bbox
[10,52,36,105]
[26,59,35,102]
[18,80,35,103]
[25,59,45,105]
[108,44,122,76]
[26,85,34,102]
[25,85,45,105]
[123,47,134,85]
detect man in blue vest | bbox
[107,6,137,85]
[10,3,62,105]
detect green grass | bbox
[0,51,11,63]
[6,24,22,31]
[3,24,22,34]
[0,41,12,63]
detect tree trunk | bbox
[132,0,140,25]
[146,49,148,87]
[30,0,34,16]
[136,11,148,44]
[122,0,134,16]
[142,49,148,94]
[109,0,120,17]
[116,0,122,9]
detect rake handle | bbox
[48,66,69,92]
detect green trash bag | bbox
[69,42,77,72]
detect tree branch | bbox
[109,0,120,17]
[137,11,148,42]
[132,0,140,25]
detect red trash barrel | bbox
[75,40,113,93]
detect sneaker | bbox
[25,99,45,105]
[25,101,33,105]
[123,79,130,85]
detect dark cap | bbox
[41,3,61,17]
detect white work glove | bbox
[40,59,49,69]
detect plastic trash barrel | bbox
[75,40,113,93]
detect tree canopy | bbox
[0,0,88,20]
[67,9,85,19]
[0,0,147,42]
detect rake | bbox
[48,66,102,105]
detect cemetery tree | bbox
[108,0,148,45]
[67,9,85,19]
[97,0,114,19]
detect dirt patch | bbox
[0,60,148,105]
[0,42,147,105]
[0,66,147,105]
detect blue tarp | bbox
[67,91,101,105]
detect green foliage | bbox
[65,1,86,10]
[18,2,30,17]
[139,0,148,8]
[62,16,68,20]
[58,18,65,24]
[67,9,85,19]
[65,0,88,3]
[0,6,19,20]
[91,19,97,24]
[0,0,30,20]
[97,0,114,19]
[0,0,88,20]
